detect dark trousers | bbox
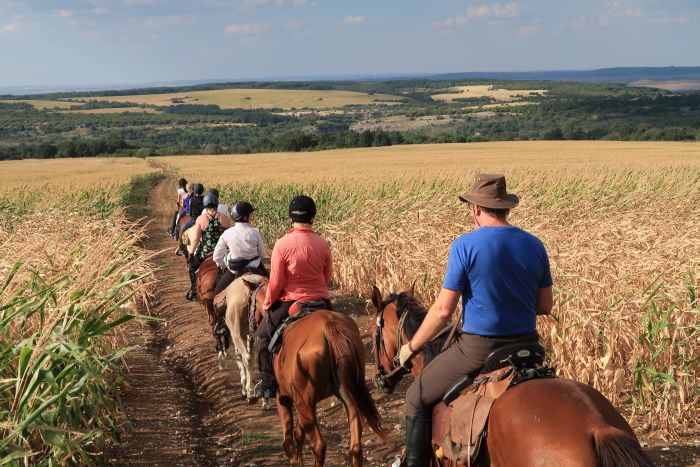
[255,301,294,384]
[406,331,539,416]
[213,264,269,296]
[169,209,178,234]
[187,255,203,292]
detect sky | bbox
[0,0,698,87]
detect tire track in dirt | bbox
[111,175,698,466]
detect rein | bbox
[245,282,264,353]
[373,296,453,391]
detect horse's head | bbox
[242,277,269,325]
[370,284,428,395]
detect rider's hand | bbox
[398,343,415,368]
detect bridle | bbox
[373,294,454,393]
[373,296,412,393]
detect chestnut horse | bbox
[195,256,219,328]
[244,280,386,467]
[370,287,654,467]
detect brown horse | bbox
[370,287,654,467]
[195,256,219,328]
[244,280,386,466]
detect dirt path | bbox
[110,176,698,466]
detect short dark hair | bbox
[480,206,510,218]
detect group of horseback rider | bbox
[167,173,553,467]
[167,181,331,401]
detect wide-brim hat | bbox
[459,173,519,209]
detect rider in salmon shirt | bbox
[254,195,333,399]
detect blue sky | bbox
[0,0,698,87]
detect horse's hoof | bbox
[247,396,258,404]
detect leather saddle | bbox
[268,300,328,354]
[431,343,553,465]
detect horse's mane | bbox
[382,291,447,365]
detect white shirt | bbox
[177,188,186,196]
[213,222,266,270]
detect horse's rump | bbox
[195,256,218,302]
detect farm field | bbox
[0,157,157,192]
[1,142,698,465]
[163,141,700,440]
[84,88,403,109]
[431,84,547,102]
[1,99,77,109]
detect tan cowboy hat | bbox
[459,173,519,209]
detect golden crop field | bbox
[163,141,700,436]
[431,85,547,102]
[2,99,77,109]
[0,157,156,193]
[85,88,402,109]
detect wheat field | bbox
[0,157,156,193]
[83,88,402,109]
[163,141,699,437]
[431,85,547,102]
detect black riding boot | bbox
[186,260,198,301]
[405,414,432,467]
[255,342,277,398]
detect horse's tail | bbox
[324,319,387,441]
[594,426,654,467]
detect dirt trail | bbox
[111,176,405,466]
[110,175,698,466]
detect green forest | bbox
[1,79,698,160]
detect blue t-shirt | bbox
[442,226,552,336]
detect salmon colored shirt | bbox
[264,227,332,309]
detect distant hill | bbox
[432,67,700,84]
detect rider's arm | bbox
[256,232,267,260]
[408,288,461,351]
[263,244,286,310]
[212,234,228,269]
[536,286,553,315]
[323,241,333,285]
[188,216,204,254]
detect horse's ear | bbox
[371,286,383,311]
[242,278,260,292]
[409,280,416,296]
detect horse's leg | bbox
[234,350,247,399]
[276,396,297,465]
[294,421,306,467]
[296,404,325,467]
[339,395,363,467]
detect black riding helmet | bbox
[289,195,316,223]
[203,194,219,208]
[208,188,220,198]
[231,201,256,221]
[193,183,205,195]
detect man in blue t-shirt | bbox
[397,173,553,466]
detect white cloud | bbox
[225,23,265,35]
[90,8,111,15]
[434,2,518,29]
[600,1,643,26]
[515,24,539,37]
[56,9,74,18]
[342,15,365,25]
[564,16,587,30]
[0,22,18,33]
[142,14,196,28]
